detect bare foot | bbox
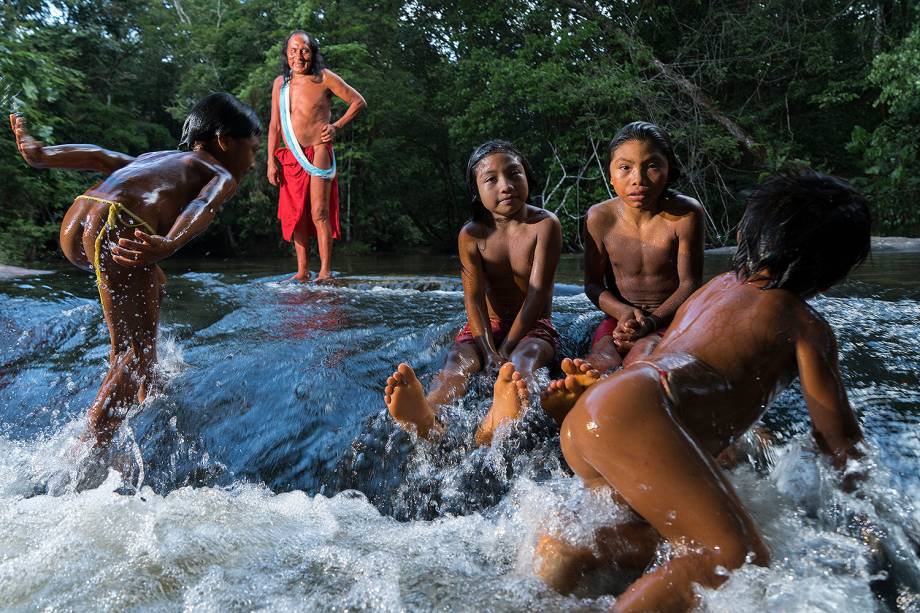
[384,363,437,438]
[475,362,529,446]
[284,272,312,283]
[315,270,335,284]
[541,358,600,424]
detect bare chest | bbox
[288,80,331,117]
[604,222,678,276]
[479,230,539,283]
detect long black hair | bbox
[609,121,682,193]
[280,30,325,83]
[465,140,537,223]
[178,92,261,149]
[732,169,871,296]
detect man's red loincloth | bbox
[275,145,341,242]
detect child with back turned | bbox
[9,93,261,447]
[536,170,869,612]
[383,140,562,446]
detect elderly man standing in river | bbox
[267,30,366,282]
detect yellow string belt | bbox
[78,195,156,303]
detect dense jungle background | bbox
[1,0,917,263]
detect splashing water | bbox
[1,254,919,611]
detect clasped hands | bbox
[612,307,658,354]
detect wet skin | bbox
[266,33,367,282]
[384,152,562,445]
[10,113,258,446]
[545,272,864,611]
[582,139,704,372]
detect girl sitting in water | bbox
[9,93,261,447]
[383,140,562,445]
[542,121,704,421]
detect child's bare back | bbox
[573,270,861,465]
[61,150,239,272]
[539,170,869,612]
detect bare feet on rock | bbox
[541,358,600,424]
[475,362,529,446]
[384,363,437,438]
[284,272,312,283]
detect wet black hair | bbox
[609,121,682,192]
[732,169,871,296]
[465,140,538,223]
[280,30,325,83]
[178,92,261,150]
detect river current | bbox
[1,252,919,611]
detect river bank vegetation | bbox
[1,0,917,262]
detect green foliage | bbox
[1,0,918,264]
[850,23,920,232]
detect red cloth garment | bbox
[591,316,619,346]
[454,317,559,350]
[275,145,341,242]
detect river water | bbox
[1,252,919,611]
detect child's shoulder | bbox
[726,271,831,329]
[661,193,704,220]
[459,219,489,241]
[585,197,621,229]
[526,205,560,228]
[586,197,620,216]
[181,150,235,178]
[130,149,190,168]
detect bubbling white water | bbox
[1,428,915,612]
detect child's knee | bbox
[444,345,481,375]
[511,341,552,373]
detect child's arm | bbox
[796,314,864,469]
[499,214,562,355]
[584,206,640,322]
[266,77,283,186]
[459,227,503,371]
[646,198,704,328]
[111,165,238,266]
[613,198,704,343]
[9,114,135,174]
